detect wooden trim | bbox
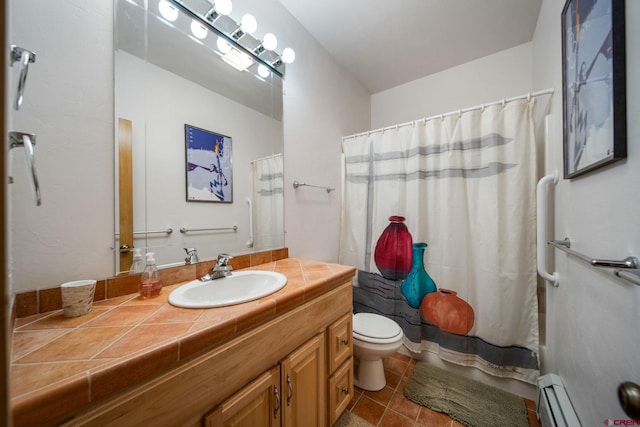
[64,282,352,426]
[118,118,133,272]
[2,4,11,425]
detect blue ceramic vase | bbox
[401,242,437,308]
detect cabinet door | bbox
[328,359,354,425]
[205,366,282,427]
[327,313,352,373]
[281,333,326,427]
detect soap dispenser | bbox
[129,248,145,274]
[139,252,163,299]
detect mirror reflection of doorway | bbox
[118,117,134,272]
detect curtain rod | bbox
[250,153,283,164]
[342,88,554,141]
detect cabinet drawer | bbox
[328,358,353,426]
[327,313,352,373]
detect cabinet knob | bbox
[341,338,349,345]
[342,387,349,395]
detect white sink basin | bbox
[168,271,287,309]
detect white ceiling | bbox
[278,0,542,94]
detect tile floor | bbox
[346,352,542,427]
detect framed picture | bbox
[185,124,233,202]
[561,0,626,179]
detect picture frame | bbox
[185,124,233,202]
[561,0,626,179]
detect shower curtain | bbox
[251,154,284,251]
[339,99,540,384]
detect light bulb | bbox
[257,65,270,78]
[158,0,178,22]
[190,20,208,39]
[214,0,232,16]
[281,48,295,64]
[240,14,257,35]
[216,37,232,54]
[262,33,278,51]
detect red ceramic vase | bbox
[374,216,413,280]
[420,289,475,335]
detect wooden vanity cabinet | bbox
[206,313,355,427]
[205,333,326,427]
[204,367,282,427]
[327,313,354,425]
[62,282,353,427]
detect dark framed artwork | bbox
[185,124,233,202]
[561,0,626,179]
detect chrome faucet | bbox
[200,253,234,281]
[184,247,199,264]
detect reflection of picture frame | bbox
[561,0,626,179]
[185,124,233,202]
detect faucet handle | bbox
[184,247,199,264]
[217,253,233,266]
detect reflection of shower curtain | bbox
[339,99,540,384]
[252,154,284,251]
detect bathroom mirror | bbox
[115,0,285,272]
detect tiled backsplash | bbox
[13,248,288,319]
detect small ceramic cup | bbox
[61,280,97,318]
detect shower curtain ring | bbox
[527,92,532,102]
[480,104,485,113]
[501,99,506,108]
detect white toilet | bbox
[352,312,404,391]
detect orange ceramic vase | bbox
[420,289,474,335]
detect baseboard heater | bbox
[537,374,581,427]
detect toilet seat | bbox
[353,313,402,344]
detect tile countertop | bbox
[10,258,356,427]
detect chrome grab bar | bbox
[614,270,640,287]
[180,225,238,234]
[9,131,41,206]
[548,238,640,287]
[548,239,639,269]
[10,45,36,111]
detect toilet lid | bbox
[353,313,402,340]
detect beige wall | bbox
[532,0,640,424]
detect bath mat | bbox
[404,361,529,427]
[333,410,375,427]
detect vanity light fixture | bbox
[231,14,258,39]
[216,36,232,54]
[272,47,296,68]
[257,64,270,78]
[158,0,179,22]
[203,0,232,22]
[253,32,277,55]
[163,0,295,77]
[190,20,208,39]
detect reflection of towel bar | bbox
[134,228,173,236]
[292,181,335,193]
[115,228,173,237]
[10,45,36,110]
[9,131,41,206]
[180,226,238,233]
